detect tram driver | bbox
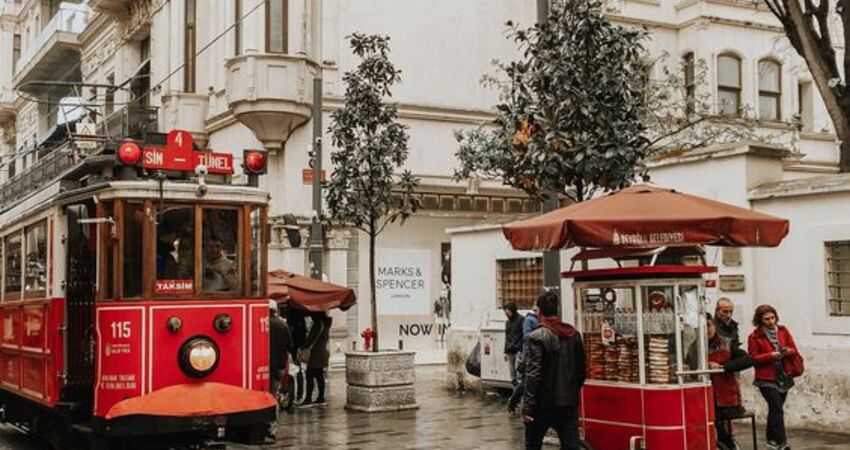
[203,237,238,291]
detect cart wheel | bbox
[279,374,295,411]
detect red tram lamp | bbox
[243,149,268,186]
[116,140,143,179]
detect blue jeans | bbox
[524,405,580,450]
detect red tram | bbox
[0,130,276,448]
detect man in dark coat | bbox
[503,301,524,385]
[269,300,292,397]
[282,305,307,402]
[715,297,741,348]
[301,312,332,406]
[522,292,586,450]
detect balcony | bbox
[14,4,89,95]
[161,93,209,147]
[0,87,13,123]
[226,53,319,150]
[88,0,132,16]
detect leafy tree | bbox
[325,33,419,352]
[762,0,850,171]
[455,0,755,202]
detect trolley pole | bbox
[308,77,324,280]
[538,0,562,305]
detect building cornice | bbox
[675,0,772,13]
[610,13,783,34]
[749,173,850,201]
[648,141,792,168]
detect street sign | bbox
[302,168,326,184]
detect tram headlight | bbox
[178,336,220,378]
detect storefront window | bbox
[250,206,263,297]
[24,221,47,296]
[123,202,144,298]
[202,208,240,293]
[4,232,22,299]
[155,206,195,295]
[581,287,638,382]
[497,258,543,309]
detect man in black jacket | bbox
[503,301,524,386]
[269,300,292,398]
[522,292,586,450]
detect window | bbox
[8,158,15,178]
[104,73,115,117]
[184,0,196,93]
[235,0,242,56]
[123,202,144,298]
[202,208,241,293]
[758,59,781,121]
[266,0,288,53]
[24,221,47,296]
[497,258,543,310]
[13,34,21,68]
[683,52,695,115]
[250,206,264,296]
[826,241,850,316]
[717,53,741,117]
[4,232,22,300]
[155,206,195,295]
[798,81,814,133]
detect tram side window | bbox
[202,209,240,293]
[250,206,263,297]
[123,203,144,298]
[155,207,195,295]
[24,221,47,296]
[4,232,22,299]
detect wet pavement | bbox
[0,365,848,449]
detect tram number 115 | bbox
[111,321,132,339]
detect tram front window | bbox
[155,207,195,295]
[202,209,240,293]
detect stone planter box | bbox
[345,350,419,413]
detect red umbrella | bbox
[268,270,357,312]
[503,184,789,251]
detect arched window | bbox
[758,59,781,121]
[683,52,695,114]
[717,53,741,117]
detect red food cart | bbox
[566,248,718,450]
[502,184,790,450]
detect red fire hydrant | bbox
[361,327,373,351]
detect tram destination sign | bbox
[120,130,235,175]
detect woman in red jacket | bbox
[747,304,800,450]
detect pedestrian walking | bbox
[503,301,524,385]
[268,300,292,401]
[748,304,803,450]
[522,292,586,450]
[283,305,307,403]
[703,314,753,450]
[301,312,332,407]
[507,304,539,415]
[715,297,741,348]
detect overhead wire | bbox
[4,0,267,163]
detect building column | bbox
[326,227,351,366]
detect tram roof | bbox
[0,179,269,228]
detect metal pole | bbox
[537,0,561,305]
[309,77,324,280]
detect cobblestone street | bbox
[0,366,847,449]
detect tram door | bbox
[62,203,96,406]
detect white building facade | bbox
[0,0,849,431]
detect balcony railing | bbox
[0,141,77,210]
[15,4,89,75]
[99,105,159,140]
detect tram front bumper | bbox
[98,382,276,436]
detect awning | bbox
[503,184,790,251]
[268,270,357,312]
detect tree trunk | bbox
[780,1,850,171]
[369,231,379,352]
